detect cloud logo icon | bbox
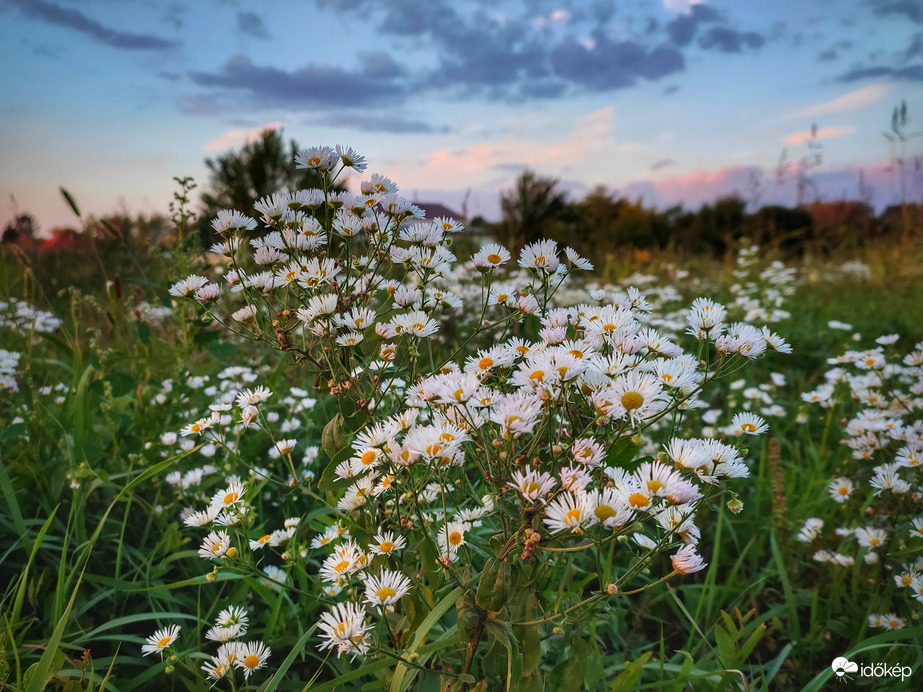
[831,657,859,678]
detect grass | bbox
[2,235,923,691]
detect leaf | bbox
[552,638,590,692]
[321,413,347,459]
[262,625,318,692]
[606,437,638,469]
[609,651,652,692]
[389,585,465,692]
[60,187,81,218]
[714,625,737,670]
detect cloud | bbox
[665,4,720,46]
[651,159,674,170]
[551,35,685,89]
[307,113,449,134]
[6,0,180,50]
[698,26,765,52]
[784,126,855,145]
[785,83,890,120]
[237,11,270,39]
[391,107,617,188]
[188,55,403,108]
[662,0,705,13]
[837,63,923,82]
[867,0,923,24]
[205,121,284,152]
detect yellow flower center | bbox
[449,531,463,546]
[594,505,616,521]
[223,492,238,505]
[496,293,509,302]
[258,535,271,544]
[361,450,377,466]
[334,560,350,573]
[191,423,202,433]
[838,486,849,495]
[479,357,494,369]
[869,538,881,547]
[157,636,171,648]
[628,493,650,509]
[380,541,394,553]
[524,481,541,496]
[902,575,913,585]
[530,370,544,382]
[742,423,756,432]
[376,587,397,601]
[244,655,259,669]
[646,480,663,494]
[622,392,644,411]
[565,508,582,524]
[487,253,502,264]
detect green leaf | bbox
[609,650,652,692]
[137,321,151,346]
[262,625,318,692]
[551,638,590,692]
[605,437,638,469]
[322,413,348,458]
[389,585,465,692]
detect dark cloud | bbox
[867,0,923,24]
[162,4,185,31]
[900,33,923,62]
[817,49,839,61]
[6,0,179,50]
[837,63,923,81]
[358,51,405,80]
[698,26,765,53]
[188,55,403,108]
[551,35,684,90]
[237,10,270,40]
[665,5,721,47]
[651,159,673,171]
[307,112,449,134]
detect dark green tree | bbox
[196,128,339,245]
[500,170,569,254]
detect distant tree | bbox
[1,213,38,244]
[197,128,339,245]
[500,170,569,254]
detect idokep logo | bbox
[831,656,912,683]
[831,657,858,682]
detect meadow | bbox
[1,147,922,692]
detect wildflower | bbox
[210,481,246,510]
[318,602,372,658]
[180,411,220,437]
[510,469,557,503]
[141,624,181,657]
[518,239,560,274]
[796,518,823,542]
[730,412,768,436]
[168,274,209,298]
[236,386,272,407]
[236,641,271,679]
[206,624,243,642]
[472,243,511,270]
[543,492,591,533]
[671,544,707,574]
[827,478,854,503]
[363,569,413,608]
[199,531,231,559]
[217,606,249,629]
[438,521,469,556]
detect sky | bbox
[0,0,921,233]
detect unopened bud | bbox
[727,497,744,515]
[206,572,217,583]
[165,665,174,675]
[606,584,618,595]
[225,546,238,559]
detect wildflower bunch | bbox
[728,243,796,324]
[798,336,923,625]
[160,145,790,683]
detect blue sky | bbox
[0,0,921,232]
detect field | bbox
[1,151,923,692]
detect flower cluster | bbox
[798,336,923,626]
[160,145,790,679]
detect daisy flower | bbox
[730,412,768,436]
[236,641,271,679]
[141,624,181,657]
[671,544,707,574]
[199,531,231,560]
[368,531,407,556]
[318,602,372,659]
[437,521,469,556]
[543,491,591,533]
[168,274,209,298]
[210,481,246,510]
[363,569,413,608]
[827,478,853,503]
[236,386,272,407]
[217,605,249,629]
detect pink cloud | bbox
[784,126,854,146]
[205,121,285,152]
